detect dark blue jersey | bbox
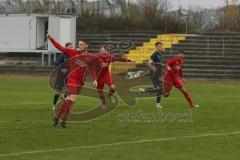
[55,54,69,69]
[150,51,164,70]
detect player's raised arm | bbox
[47,34,75,57]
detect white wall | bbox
[29,15,37,50]
[60,18,71,46]
[0,15,76,52]
[60,18,76,47]
[0,16,31,49]
[48,15,60,52]
[48,15,76,52]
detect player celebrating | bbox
[163,51,199,108]
[52,42,73,110]
[96,45,135,110]
[48,34,102,128]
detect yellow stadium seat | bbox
[127,34,186,63]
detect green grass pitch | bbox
[0,75,240,160]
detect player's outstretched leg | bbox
[179,87,199,108]
[60,99,74,128]
[53,95,76,128]
[53,99,72,127]
[139,87,156,95]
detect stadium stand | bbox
[127,34,186,63]
[164,33,240,79]
[1,32,240,79]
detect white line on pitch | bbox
[0,130,240,157]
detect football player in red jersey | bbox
[163,51,199,108]
[48,34,102,128]
[96,45,135,109]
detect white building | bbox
[0,14,76,52]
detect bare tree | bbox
[137,0,170,18]
[188,6,205,29]
[105,0,116,17]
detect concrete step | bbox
[201,32,240,36]
[172,45,240,51]
[88,49,129,54]
[78,32,160,37]
[182,68,240,74]
[184,60,240,65]
[0,60,41,65]
[79,37,152,43]
[162,54,240,61]
[0,65,52,75]
[136,63,240,70]
[179,39,240,45]
[186,36,240,41]
[164,50,240,57]
[78,35,157,39]
[184,73,240,79]
[89,41,143,45]
[173,43,240,49]
[0,57,41,61]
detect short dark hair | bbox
[177,50,185,58]
[65,42,72,47]
[155,42,162,46]
[178,50,184,54]
[100,44,108,50]
[78,39,89,44]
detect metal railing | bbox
[167,35,240,57]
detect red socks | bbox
[55,99,74,121]
[182,91,193,107]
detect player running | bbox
[96,45,135,110]
[140,42,165,108]
[48,34,102,128]
[163,51,199,108]
[52,42,73,110]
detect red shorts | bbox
[66,85,83,95]
[65,74,85,95]
[163,74,184,93]
[97,76,114,92]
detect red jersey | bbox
[96,54,132,77]
[50,38,101,86]
[166,56,184,78]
